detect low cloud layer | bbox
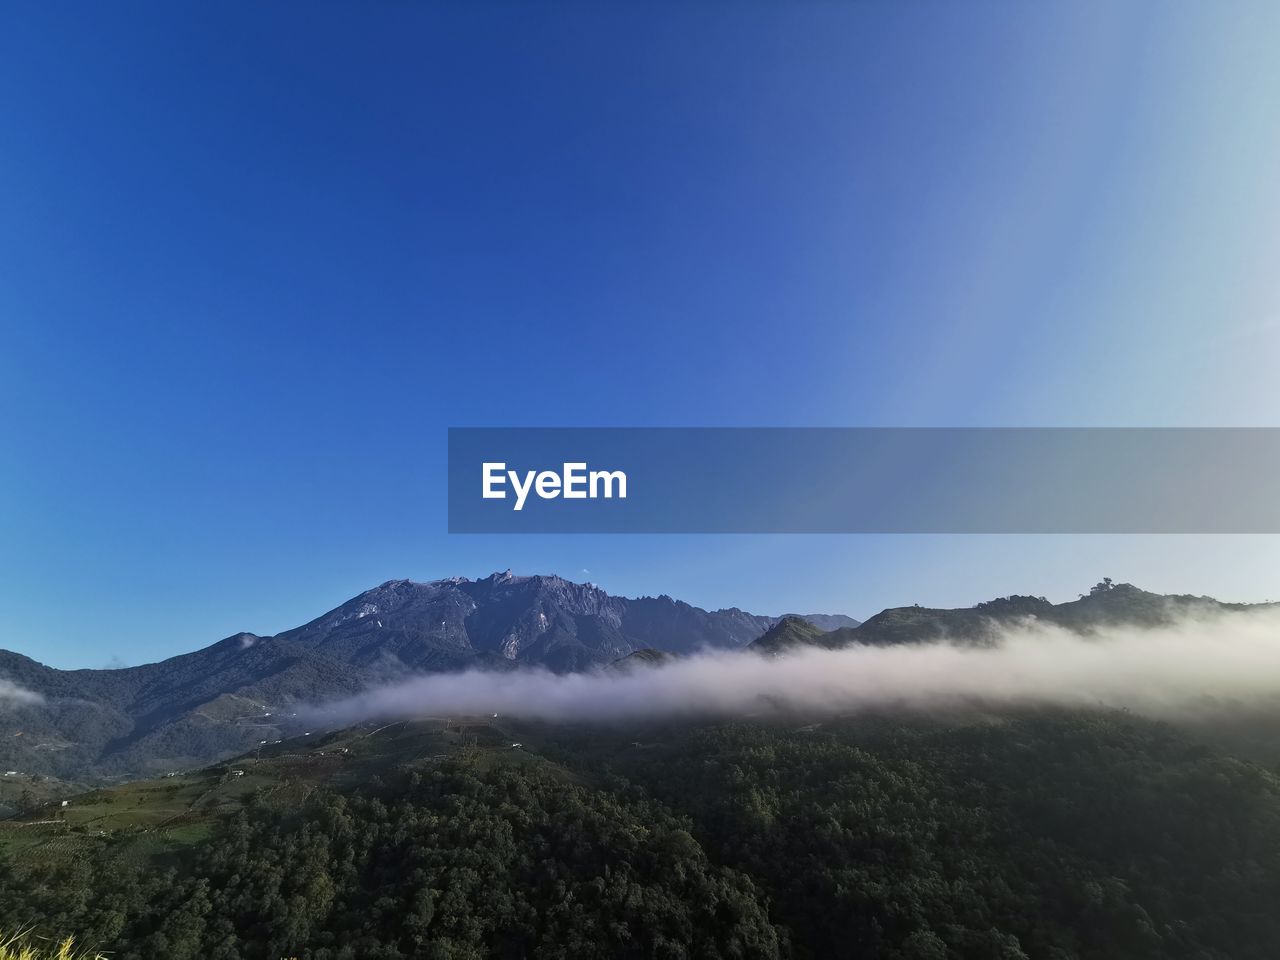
[313,608,1280,726]
[0,679,44,709]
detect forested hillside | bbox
[3,708,1279,959]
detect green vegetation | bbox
[2,709,1279,958]
[0,776,81,823]
[544,711,1280,958]
[1,762,776,959]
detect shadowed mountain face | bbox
[607,648,675,671]
[785,613,860,632]
[750,616,834,657]
[0,573,823,780]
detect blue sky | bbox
[2,2,1278,668]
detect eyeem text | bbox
[482,462,628,511]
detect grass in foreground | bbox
[0,931,105,960]
[0,931,297,960]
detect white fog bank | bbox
[310,608,1280,726]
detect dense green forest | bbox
[2,709,1279,959]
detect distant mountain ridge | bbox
[751,580,1275,654]
[2,576,1269,783]
[0,572,848,780]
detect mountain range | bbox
[751,578,1265,654]
[0,571,853,780]
[0,573,1264,782]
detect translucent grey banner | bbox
[447,428,1280,533]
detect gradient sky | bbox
[2,2,1279,668]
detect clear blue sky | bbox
[2,2,1278,668]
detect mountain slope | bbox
[609,648,675,671]
[750,616,834,656]
[766,581,1276,654]
[790,613,860,631]
[841,580,1266,648]
[0,573,816,780]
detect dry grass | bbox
[0,930,105,960]
[0,931,299,960]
